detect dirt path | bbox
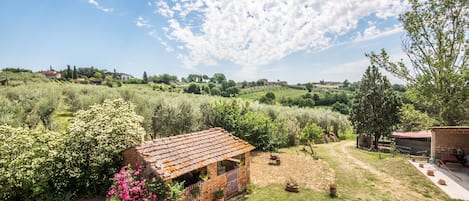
[334,141,432,201]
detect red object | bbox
[392,130,432,139]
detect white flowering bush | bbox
[63,98,146,194]
[0,125,64,200]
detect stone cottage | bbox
[123,127,255,201]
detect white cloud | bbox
[319,52,409,83]
[353,25,404,43]
[88,0,113,13]
[155,0,408,70]
[135,16,159,39]
[136,16,152,28]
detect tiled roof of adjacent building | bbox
[132,127,255,180]
[392,130,432,139]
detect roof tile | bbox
[131,127,255,180]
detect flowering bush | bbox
[63,98,146,194]
[107,165,167,201]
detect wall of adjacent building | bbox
[431,128,469,159]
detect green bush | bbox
[0,126,65,200]
[61,99,146,195]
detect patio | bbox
[409,161,469,200]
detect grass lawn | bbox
[246,141,458,201]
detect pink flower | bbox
[107,188,115,196]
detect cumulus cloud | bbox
[88,0,113,13]
[155,0,408,69]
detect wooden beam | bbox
[227,158,240,163]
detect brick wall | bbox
[431,128,469,159]
[200,152,252,201]
[201,163,227,201]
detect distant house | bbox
[257,79,269,85]
[39,70,61,79]
[123,128,255,200]
[391,130,431,155]
[277,81,288,85]
[119,73,133,82]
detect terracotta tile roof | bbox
[392,130,432,139]
[133,127,255,180]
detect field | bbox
[246,141,458,201]
[239,87,308,101]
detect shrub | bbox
[106,165,166,201]
[214,189,224,199]
[0,126,65,200]
[62,99,146,194]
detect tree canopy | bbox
[368,0,468,125]
[350,64,402,149]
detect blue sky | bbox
[0,0,409,83]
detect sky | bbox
[0,0,410,83]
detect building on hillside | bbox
[39,70,61,79]
[119,73,133,82]
[123,127,255,201]
[391,130,431,155]
[431,127,469,166]
[257,79,268,85]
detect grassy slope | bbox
[239,88,308,101]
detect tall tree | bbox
[369,0,468,125]
[142,71,148,84]
[350,64,402,149]
[211,73,226,84]
[66,65,72,80]
[72,66,77,79]
[305,82,313,92]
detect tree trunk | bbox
[374,134,381,150]
[308,143,315,155]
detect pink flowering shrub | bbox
[107,165,167,201]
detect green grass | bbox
[239,88,308,101]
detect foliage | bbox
[0,126,64,200]
[214,189,224,199]
[300,123,324,154]
[106,165,166,201]
[142,71,148,84]
[398,104,436,131]
[331,102,350,115]
[350,65,402,149]
[259,92,276,104]
[1,67,32,73]
[167,181,185,201]
[62,99,145,194]
[148,74,179,84]
[152,99,201,137]
[185,82,201,94]
[368,0,468,125]
[0,71,49,86]
[304,82,314,92]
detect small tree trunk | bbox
[374,134,381,150]
[308,142,315,155]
